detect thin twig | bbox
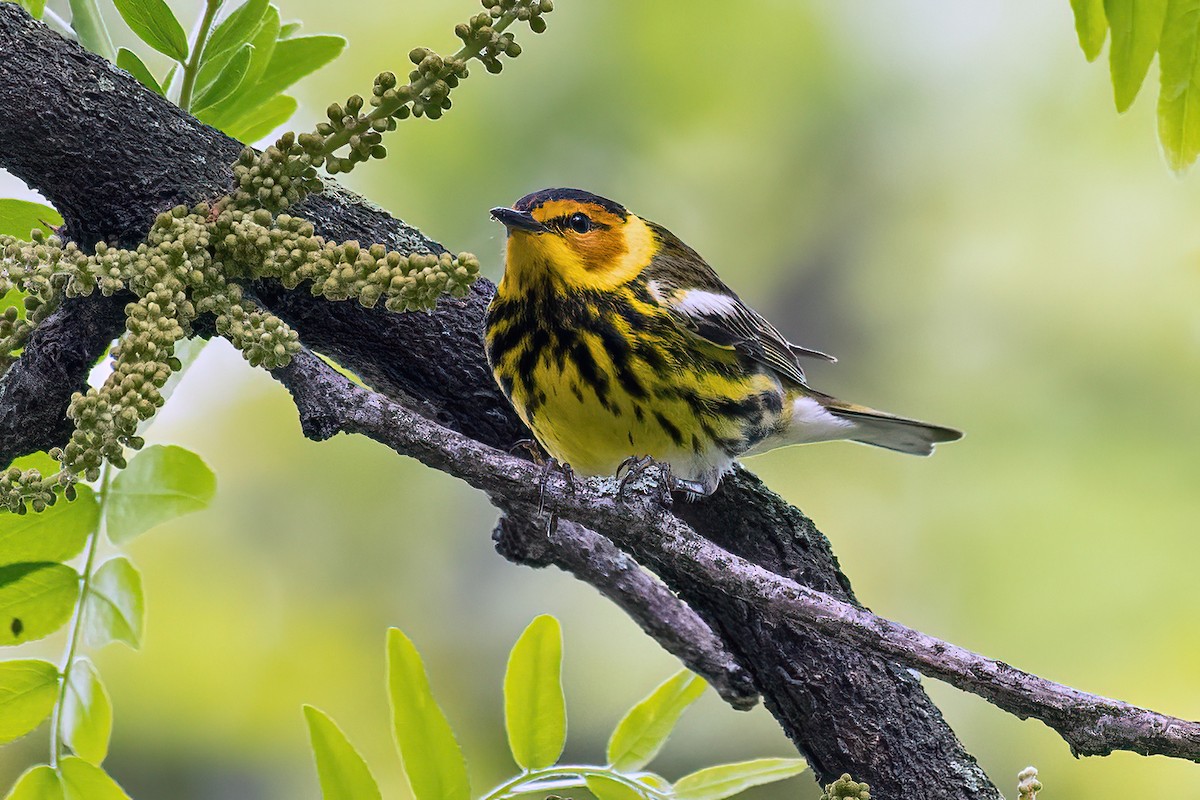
[274,346,1200,763]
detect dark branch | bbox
[276,346,1200,764]
[493,510,758,709]
[2,5,1001,794]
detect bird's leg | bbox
[537,457,578,516]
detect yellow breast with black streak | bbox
[484,192,782,478]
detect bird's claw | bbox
[615,455,684,508]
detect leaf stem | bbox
[49,461,112,766]
[177,0,223,111]
[318,6,524,157]
[40,7,76,39]
[480,765,669,800]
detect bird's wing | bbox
[643,229,834,387]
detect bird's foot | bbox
[509,438,547,464]
[615,455,701,508]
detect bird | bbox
[484,188,961,496]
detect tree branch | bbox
[275,345,1200,764]
[493,510,758,709]
[1,5,1002,793]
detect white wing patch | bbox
[672,289,741,316]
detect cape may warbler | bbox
[485,188,960,495]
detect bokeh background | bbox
[4,1,1200,797]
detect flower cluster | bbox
[819,774,871,800]
[0,0,544,509]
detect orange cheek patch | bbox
[575,232,627,272]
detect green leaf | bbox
[303,706,382,800]
[115,48,164,96]
[204,34,345,129]
[62,658,112,765]
[0,563,80,645]
[386,628,470,800]
[0,485,99,567]
[220,94,297,142]
[0,660,59,745]
[201,0,269,62]
[503,614,565,770]
[1157,0,1200,170]
[160,64,178,95]
[193,44,253,112]
[607,670,706,772]
[241,5,280,89]
[111,0,189,61]
[1105,0,1170,111]
[673,759,808,800]
[67,0,115,61]
[58,758,130,800]
[4,766,63,800]
[105,445,216,545]
[17,0,47,21]
[585,775,648,800]
[0,200,62,238]
[278,20,300,38]
[194,3,275,102]
[1071,0,1109,61]
[82,558,144,649]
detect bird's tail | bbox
[822,397,962,456]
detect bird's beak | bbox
[490,206,548,234]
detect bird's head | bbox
[490,188,656,292]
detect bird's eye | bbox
[567,212,592,234]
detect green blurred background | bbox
[4,1,1200,797]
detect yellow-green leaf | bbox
[304,706,382,800]
[110,0,187,60]
[1105,0,1169,111]
[673,758,808,800]
[106,445,216,545]
[607,670,705,772]
[503,615,565,770]
[220,94,297,142]
[116,48,164,96]
[1071,0,1109,61]
[1158,0,1200,170]
[585,775,648,800]
[0,563,79,645]
[0,660,59,745]
[193,44,254,113]
[202,0,269,61]
[0,485,98,567]
[0,200,62,238]
[82,558,144,649]
[4,765,63,800]
[66,0,115,61]
[62,658,113,765]
[386,628,469,800]
[58,758,130,800]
